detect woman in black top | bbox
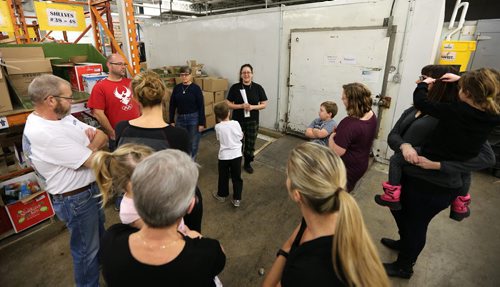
[262,143,389,287]
[226,64,268,174]
[169,66,205,159]
[115,70,203,232]
[380,66,496,279]
[100,150,225,287]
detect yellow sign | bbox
[34,2,86,32]
[0,1,15,32]
[7,27,37,39]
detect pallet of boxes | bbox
[155,66,178,123]
[199,77,228,129]
[189,60,229,129]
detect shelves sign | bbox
[0,1,14,32]
[34,2,85,32]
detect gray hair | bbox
[28,74,70,104]
[179,66,192,74]
[131,149,199,228]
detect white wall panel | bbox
[144,10,281,129]
[143,0,446,160]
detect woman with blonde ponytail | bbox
[262,142,389,287]
[92,143,154,229]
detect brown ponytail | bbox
[459,68,500,115]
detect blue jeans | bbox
[51,183,105,287]
[176,112,201,159]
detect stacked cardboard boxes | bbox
[200,77,228,128]
[0,66,13,113]
[0,47,53,109]
[170,76,228,129]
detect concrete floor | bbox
[1,132,499,286]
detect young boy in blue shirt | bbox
[305,101,338,146]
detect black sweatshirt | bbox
[413,82,500,161]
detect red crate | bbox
[68,64,103,91]
[5,191,54,233]
[0,207,13,236]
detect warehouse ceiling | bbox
[20,1,328,21]
[131,0,328,20]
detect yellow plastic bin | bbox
[438,40,476,72]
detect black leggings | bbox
[183,186,203,232]
[390,175,460,267]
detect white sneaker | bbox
[231,199,241,207]
[212,192,226,202]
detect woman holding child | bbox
[329,83,377,192]
[378,65,499,278]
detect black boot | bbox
[244,158,254,174]
[380,238,401,251]
[383,261,414,279]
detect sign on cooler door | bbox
[286,27,391,134]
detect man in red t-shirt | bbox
[87,54,140,150]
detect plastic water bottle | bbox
[19,183,31,199]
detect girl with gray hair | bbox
[100,149,225,286]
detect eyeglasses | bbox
[241,71,252,74]
[52,95,74,102]
[109,62,127,66]
[179,73,191,77]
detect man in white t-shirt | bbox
[22,74,108,287]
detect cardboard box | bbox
[206,113,216,128]
[82,74,107,94]
[193,77,204,89]
[0,47,53,76]
[202,91,215,105]
[68,63,103,91]
[204,103,214,116]
[0,68,13,113]
[214,91,225,103]
[0,172,54,233]
[0,47,53,107]
[0,47,45,59]
[161,76,176,88]
[5,191,54,233]
[203,77,228,92]
[162,88,173,123]
[10,73,51,109]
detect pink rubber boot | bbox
[450,194,471,221]
[374,181,402,210]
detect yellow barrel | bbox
[438,40,477,72]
